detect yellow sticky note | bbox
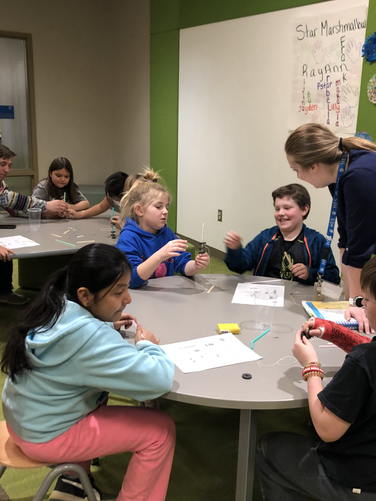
[217,323,240,334]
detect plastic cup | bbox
[255,303,275,331]
[27,208,42,230]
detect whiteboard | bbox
[177,0,368,266]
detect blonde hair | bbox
[120,168,171,225]
[285,123,376,170]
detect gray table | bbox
[128,274,346,501]
[0,211,118,287]
[0,211,117,258]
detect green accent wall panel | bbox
[357,0,376,140]
[151,0,180,34]
[150,30,179,231]
[179,0,326,29]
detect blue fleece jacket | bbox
[116,218,192,288]
[329,150,376,268]
[2,300,175,443]
[225,224,340,285]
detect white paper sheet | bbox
[231,283,285,307]
[0,235,39,249]
[161,333,261,373]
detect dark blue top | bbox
[224,224,340,285]
[329,149,376,268]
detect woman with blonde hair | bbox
[285,123,376,333]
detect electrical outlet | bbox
[218,209,223,222]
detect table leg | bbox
[235,409,258,501]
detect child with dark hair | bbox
[224,183,340,285]
[1,243,175,501]
[33,157,89,216]
[67,171,128,226]
[256,256,376,500]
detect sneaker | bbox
[49,474,116,501]
[0,292,29,305]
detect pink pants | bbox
[8,405,176,501]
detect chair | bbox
[0,421,97,501]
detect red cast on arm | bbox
[312,318,371,353]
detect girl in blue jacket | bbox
[116,170,210,288]
[1,244,175,501]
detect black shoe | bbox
[49,474,116,501]
[0,292,29,305]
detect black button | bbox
[242,373,252,380]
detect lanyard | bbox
[317,151,348,280]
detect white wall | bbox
[0,0,150,184]
[178,0,368,264]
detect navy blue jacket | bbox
[225,224,340,285]
[330,150,376,268]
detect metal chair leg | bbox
[32,464,97,501]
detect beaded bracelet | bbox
[302,365,323,374]
[304,361,321,368]
[303,370,324,381]
[302,364,324,380]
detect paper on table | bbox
[232,283,285,307]
[161,333,261,373]
[0,235,40,249]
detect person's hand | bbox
[46,200,68,218]
[290,263,309,280]
[224,231,241,250]
[157,239,188,262]
[66,208,83,219]
[41,210,59,219]
[345,306,374,335]
[134,323,160,345]
[110,215,123,231]
[195,252,209,270]
[113,313,137,332]
[292,328,319,367]
[301,318,322,338]
[0,245,15,262]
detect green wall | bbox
[151,0,376,231]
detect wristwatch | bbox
[349,296,364,308]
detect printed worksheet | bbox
[231,283,285,307]
[0,235,39,249]
[161,333,261,373]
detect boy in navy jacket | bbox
[224,183,340,285]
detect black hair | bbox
[104,172,129,201]
[272,183,311,220]
[1,244,131,382]
[45,157,81,204]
